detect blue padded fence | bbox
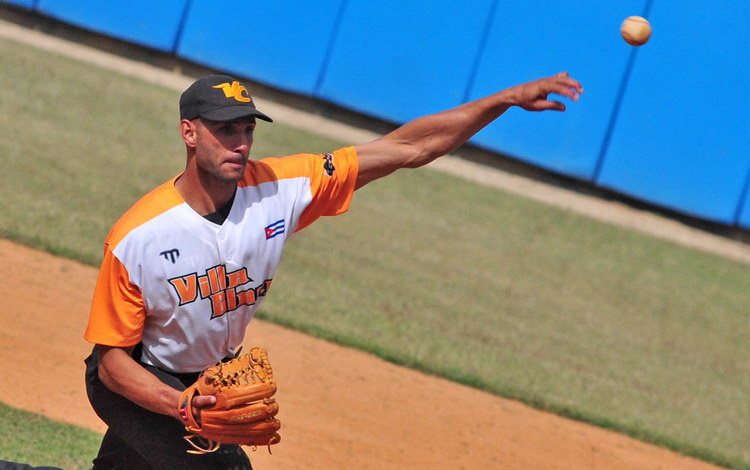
[4,0,35,8]
[596,0,750,225]
[466,0,648,181]
[3,0,750,229]
[176,0,347,96]
[316,0,496,122]
[34,0,190,52]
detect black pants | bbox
[85,346,252,470]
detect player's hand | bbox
[507,72,583,112]
[190,395,216,424]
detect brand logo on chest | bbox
[168,265,272,319]
[159,248,180,263]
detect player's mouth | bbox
[223,155,247,169]
[224,160,245,168]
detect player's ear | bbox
[180,119,197,148]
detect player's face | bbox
[192,117,256,184]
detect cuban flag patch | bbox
[264,219,285,240]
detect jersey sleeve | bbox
[250,146,359,232]
[295,146,359,231]
[84,243,146,347]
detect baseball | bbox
[620,16,651,46]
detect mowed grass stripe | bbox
[0,38,748,468]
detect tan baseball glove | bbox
[178,347,281,454]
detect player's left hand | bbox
[506,72,583,112]
[178,347,281,454]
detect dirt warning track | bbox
[0,238,723,470]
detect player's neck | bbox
[175,169,237,217]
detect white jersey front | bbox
[85,147,358,373]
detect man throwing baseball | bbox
[84,72,582,469]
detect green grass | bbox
[266,171,750,469]
[0,403,101,470]
[0,37,749,469]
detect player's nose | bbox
[233,135,252,155]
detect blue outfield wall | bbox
[466,0,648,181]
[2,0,750,229]
[3,0,35,8]
[176,0,345,96]
[738,184,750,229]
[596,1,750,225]
[34,0,189,52]
[316,0,495,123]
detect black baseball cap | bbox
[179,74,273,122]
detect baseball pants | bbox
[85,345,253,470]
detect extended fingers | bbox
[556,85,581,102]
[537,100,566,111]
[538,74,580,111]
[512,72,582,111]
[550,72,583,99]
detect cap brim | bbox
[199,105,273,123]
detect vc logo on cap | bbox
[212,81,252,103]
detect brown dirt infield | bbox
[0,238,723,470]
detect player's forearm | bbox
[385,89,515,168]
[355,90,515,188]
[97,345,182,420]
[354,73,581,189]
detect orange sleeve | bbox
[84,243,146,346]
[296,146,359,231]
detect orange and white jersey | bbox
[85,147,358,373]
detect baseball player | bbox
[84,72,582,469]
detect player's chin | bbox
[220,162,246,182]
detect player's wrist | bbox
[492,87,521,109]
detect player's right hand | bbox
[507,72,583,112]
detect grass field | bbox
[0,37,748,469]
[0,403,100,469]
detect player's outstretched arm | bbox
[354,72,582,189]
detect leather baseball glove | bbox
[178,347,281,454]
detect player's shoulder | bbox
[240,147,357,188]
[106,175,184,249]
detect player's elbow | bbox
[97,358,118,392]
[96,344,132,393]
[354,137,439,189]
[398,142,429,168]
